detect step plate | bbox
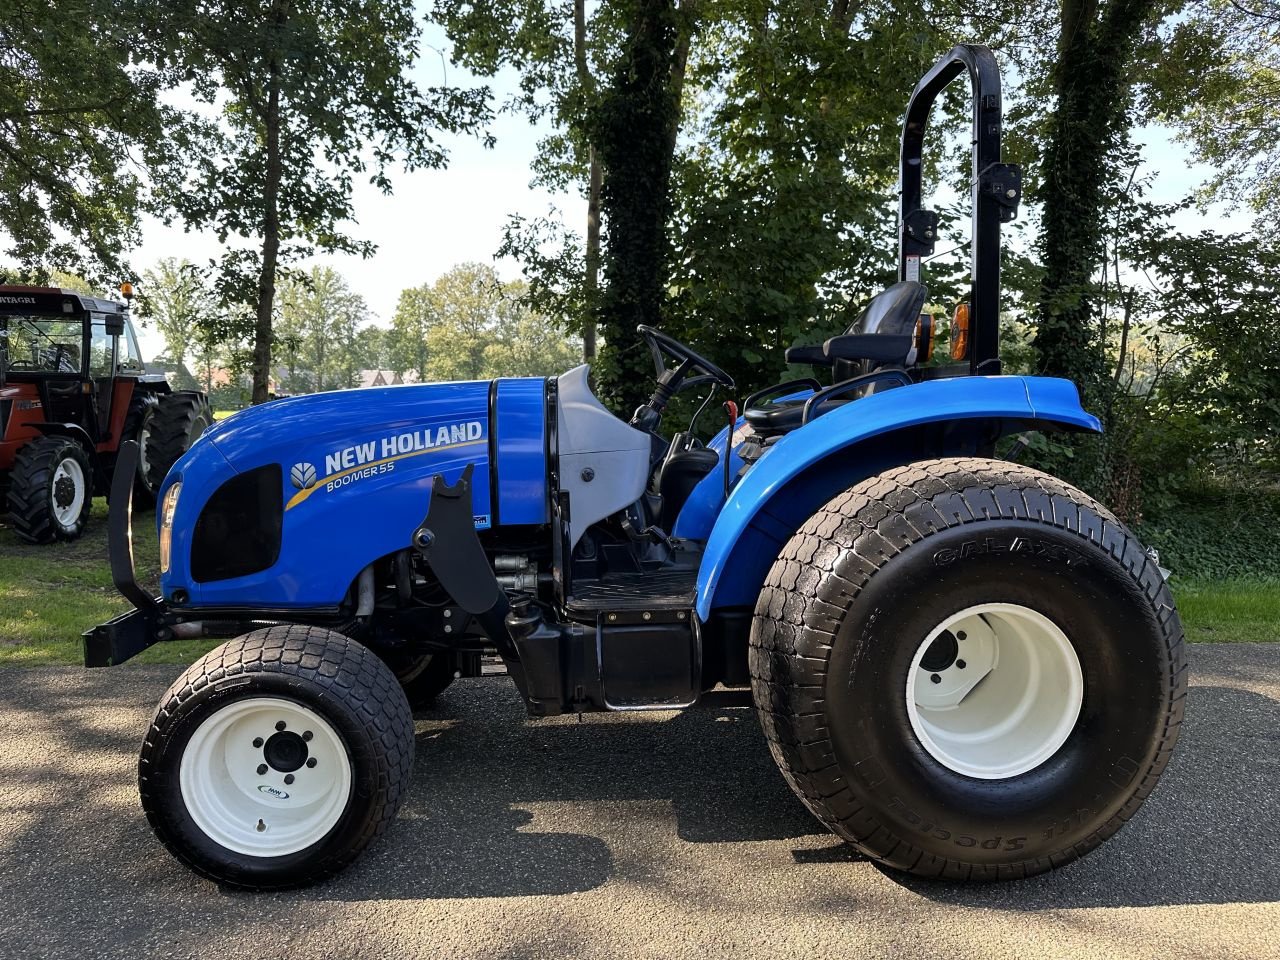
[566,568,696,615]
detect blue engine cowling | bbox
[159,378,547,608]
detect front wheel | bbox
[7,436,92,543]
[751,457,1186,881]
[139,626,415,889]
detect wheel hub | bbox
[53,475,75,509]
[263,729,309,773]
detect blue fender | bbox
[693,375,1101,620]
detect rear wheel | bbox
[119,392,161,507]
[147,392,213,490]
[7,436,92,543]
[751,457,1186,881]
[139,626,415,889]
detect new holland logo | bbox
[290,462,317,490]
[284,419,486,512]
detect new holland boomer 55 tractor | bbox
[86,46,1186,890]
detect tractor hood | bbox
[164,377,548,608]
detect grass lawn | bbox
[0,498,217,666]
[0,502,1275,667]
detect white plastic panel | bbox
[556,365,651,548]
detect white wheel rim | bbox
[905,603,1084,780]
[136,411,154,488]
[180,697,352,857]
[51,457,86,528]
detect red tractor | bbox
[0,284,213,543]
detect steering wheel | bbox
[633,325,735,429]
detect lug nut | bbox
[956,659,967,669]
[306,758,317,769]
[257,764,268,775]
[284,774,295,785]
[930,674,941,684]
[252,737,264,748]
[956,631,967,641]
[275,721,286,731]
[302,730,313,742]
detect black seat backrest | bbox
[831,280,927,382]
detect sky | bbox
[123,31,1250,361]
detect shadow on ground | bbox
[0,643,1274,946]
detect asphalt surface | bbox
[0,645,1276,960]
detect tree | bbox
[139,259,215,370]
[664,0,976,397]
[1032,0,1167,392]
[0,1,180,280]
[484,283,583,376]
[391,263,581,382]
[276,266,369,392]
[587,0,697,413]
[152,0,491,403]
[1147,0,1280,211]
[389,284,436,382]
[435,0,609,362]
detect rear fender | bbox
[694,376,1100,619]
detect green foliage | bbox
[663,0,944,397]
[1033,0,1165,393]
[138,258,215,368]
[1145,0,1280,211]
[148,0,492,401]
[1138,486,1280,582]
[391,262,581,383]
[275,266,370,392]
[589,0,687,413]
[0,0,179,280]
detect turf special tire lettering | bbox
[7,435,92,543]
[139,626,415,890]
[146,392,213,491]
[750,457,1187,881]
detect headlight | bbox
[159,481,181,573]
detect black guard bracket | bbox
[902,208,941,257]
[83,439,168,667]
[979,163,1022,221]
[413,464,514,653]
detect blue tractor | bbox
[88,46,1185,890]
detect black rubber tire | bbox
[6,436,92,543]
[751,457,1187,881]
[118,391,161,508]
[390,651,457,709]
[146,391,213,490]
[139,625,415,890]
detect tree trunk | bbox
[1034,0,1156,395]
[251,4,288,405]
[583,148,601,362]
[575,0,600,363]
[592,0,686,413]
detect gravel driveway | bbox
[0,644,1276,960]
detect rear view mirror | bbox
[104,314,125,337]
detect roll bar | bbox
[898,44,1021,375]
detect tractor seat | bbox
[744,281,928,438]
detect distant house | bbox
[356,369,418,388]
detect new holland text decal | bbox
[285,420,485,511]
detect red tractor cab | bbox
[0,284,212,543]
